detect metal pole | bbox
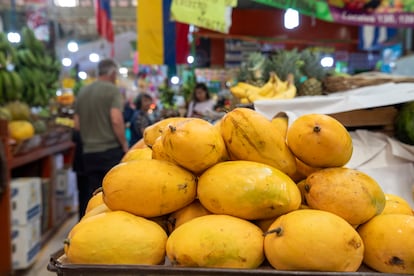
[10,0,16,31]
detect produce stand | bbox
[48,249,388,276]
[0,119,75,275]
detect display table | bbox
[0,119,75,275]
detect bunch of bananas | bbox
[14,27,61,107]
[0,32,23,104]
[230,72,296,104]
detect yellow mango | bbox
[198,160,301,220]
[65,211,167,264]
[143,117,188,147]
[220,108,296,177]
[305,167,386,225]
[286,113,353,168]
[8,120,35,141]
[264,209,364,272]
[85,190,104,214]
[120,147,152,162]
[358,214,414,274]
[167,199,212,233]
[162,118,227,175]
[166,214,264,269]
[381,193,413,215]
[102,159,197,217]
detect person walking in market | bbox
[74,58,128,218]
[129,92,154,147]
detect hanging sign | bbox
[171,0,237,33]
[253,0,414,27]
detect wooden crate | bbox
[329,106,398,137]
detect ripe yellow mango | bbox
[166,214,264,269]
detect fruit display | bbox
[63,108,414,274]
[230,72,296,103]
[235,49,331,102]
[14,27,61,107]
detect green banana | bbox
[9,71,23,100]
[0,52,7,69]
[2,71,14,101]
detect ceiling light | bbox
[284,9,300,30]
[67,41,79,52]
[89,53,100,63]
[321,56,334,68]
[170,76,180,85]
[187,55,194,64]
[7,32,20,43]
[62,57,72,67]
[78,71,87,80]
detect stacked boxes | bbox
[10,177,42,270]
[54,168,78,222]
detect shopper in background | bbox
[74,58,128,217]
[186,83,223,122]
[129,93,154,147]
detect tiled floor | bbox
[16,214,79,276]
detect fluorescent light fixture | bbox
[62,57,72,67]
[89,53,100,63]
[54,0,78,7]
[284,8,300,30]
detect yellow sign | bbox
[171,0,237,33]
[62,77,75,89]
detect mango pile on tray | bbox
[64,108,414,274]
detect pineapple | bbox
[297,49,331,96]
[263,49,303,89]
[237,52,266,86]
[298,78,324,96]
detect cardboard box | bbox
[10,177,42,226]
[41,178,51,233]
[55,169,77,197]
[11,218,41,270]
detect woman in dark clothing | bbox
[129,93,154,147]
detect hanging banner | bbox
[171,0,237,33]
[252,0,414,27]
[25,0,49,41]
[137,0,176,67]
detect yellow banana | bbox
[271,83,297,99]
[230,82,260,99]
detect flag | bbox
[137,0,177,68]
[95,0,114,56]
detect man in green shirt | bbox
[74,58,127,217]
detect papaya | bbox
[381,193,413,215]
[271,114,288,140]
[85,190,104,214]
[167,199,211,233]
[64,211,167,265]
[81,203,111,221]
[198,160,301,220]
[264,209,364,272]
[151,136,174,163]
[120,147,152,163]
[358,214,414,274]
[286,113,353,168]
[220,108,296,177]
[166,214,264,269]
[304,167,386,225]
[8,120,35,141]
[103,159,197,217]
[162,118,227,174]
[129,138,148,150]
[143,117,187,147]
